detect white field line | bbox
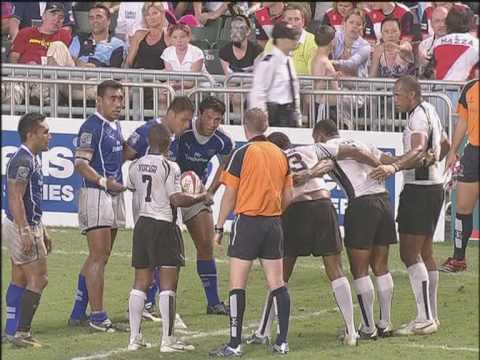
[70,306,344,360]
[399,343,479,353]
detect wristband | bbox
[98,177,107,190]
[214,226,224,234]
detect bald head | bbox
[432,6,448,36]
[148,123,172,154]
[244,108,268,136]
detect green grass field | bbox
[1,227,479,360]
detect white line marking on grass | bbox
[399,344,479,353]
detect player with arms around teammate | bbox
[124,96,194,322]
[309,120,399,339]
[176,96,234,315]
[371,75,450,336]
[3,113,52,347]
[247,129,383,347]
[209,109,293,357]
[68,80,128,332]
[126,123,212,352]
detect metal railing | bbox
[2,77,176,121]
[188,87,453,136]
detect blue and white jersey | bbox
[126,117,178,160]
[5,145,43,225]
[176,117,234,184]
[76,112,124,189]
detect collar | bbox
[20,144,34,157]
[298,30,306,44]
[95,111,118,129]
[407,101,423,116]
[249,135,267,142]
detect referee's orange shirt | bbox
[457,79,479,146]
[220,135,292,216]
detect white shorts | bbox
[180,201,212,223]
[78,188,126,234]
[2,218,46,265]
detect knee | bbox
[89,251,110,266]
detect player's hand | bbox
[43,233,53,254]
[422,148,437,168]
[293,170,310,187]
[106,177,127,193]
[204,191,214,206]
[213,226,224,246]
[19,226,34,256]
[369,164,396,181]
[444,151,459,174]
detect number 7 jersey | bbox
[127,154,182,224]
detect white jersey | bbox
[402,101,444,185]
[284,145,327,199]
[321,138,386,199]
[127,154,181,224]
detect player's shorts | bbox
[228,214,283,260]
[397,184,444,236]
[3,217,47,265]
[344,192,397,249]
[78,188,126,235]
[181,201,212,223]
[132,216,185,268]
[458,144,479,183]
[282,198,342,257]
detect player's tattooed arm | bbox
[293,159,334,186]
[337,144,382,167]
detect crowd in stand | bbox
[1,2,478,122]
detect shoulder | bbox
[188,44,204,58]
[110,36,126,48]
[161,46,175,58]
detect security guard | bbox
[249,21,302,128]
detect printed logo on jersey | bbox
[79,132,93,147]
[16,166,30,180]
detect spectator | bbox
[264,4,317,76]
[322,2,356,32]
[126,2,168,69]
[331,8,371,78]
[370,17,415,78]
[2,2,14,61]
[418,6,448,79]
[116,2,148,48]
[219,15,262,116]
[254,2,285,48]
[193,2,228,25]
[364,2,415,44]
[420,2,470,39]
[161,24,207,91]
[10,2,76,41]
[9,3,71,65]
[432,7,479,81]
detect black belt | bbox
[266,102,295,111]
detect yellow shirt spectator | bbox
[264,30,317,75]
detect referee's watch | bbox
[214,226,224,234]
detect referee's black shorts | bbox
[458,144,479,183]
[282,198,342,257]
[228,214,283,260]
[344,192,397,249]
[132,216,185,268]
[397,184,444,236]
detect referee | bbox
[209,109,293,357]
[249,21,302,128]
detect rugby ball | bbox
[180,171,202,194]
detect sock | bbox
[256,290,274,337]
[197,259,221,306]
[5,283,25,336]
[90,310,108,324]
[271,286,290,345]
[453,213,473,260]
[428,270,439,322]
[159,290,176,342]
[407,262,432,321]
[129,289,146,343]
[353,276,375,333]
[228,289,245,348]
[145,283,158,309]
[331,277,356,336]
[375,273,394,328]
[70,274,89,320]
[17,289,41,333]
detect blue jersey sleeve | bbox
[76,120,98,154]
[127,127,148,159]
[7,153,33,182]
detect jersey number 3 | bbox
[287,153,307,172]
[142,174,152,202]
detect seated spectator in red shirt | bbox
[9,3,71,64]
[420,2,470,39]
[364,2,415,44]
[10,2,76,41]
[370,17,415,78]
[432,7,478,81]
[254,2,285,48]
[322,2,355,32]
